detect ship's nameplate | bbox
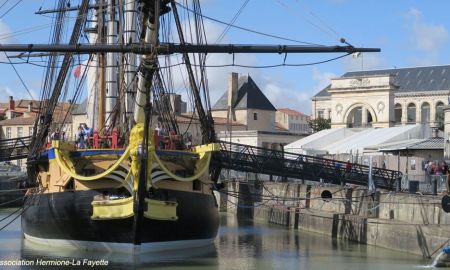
[349,78,370,88]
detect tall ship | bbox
[0,0,377,253]
[22,0,221,252]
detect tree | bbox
[435,111,444,131]
[308,118,331,133]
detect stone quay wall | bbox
[219,181,450,258]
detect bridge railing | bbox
[215,140,401,190]
[0,136,32,162]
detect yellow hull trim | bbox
[91,196,134,220]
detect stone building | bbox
[211,74,277,132]
[0,96,73,170]
[211,73,305,149]
[276,108,311,134]
[312,65,450,129]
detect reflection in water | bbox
[0,209,431,269]
[21,239,218,269]
[216,213,428,270]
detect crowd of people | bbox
[48,123,92,149]
[49,123,194,150]
[424,160,449,177]
[424,160,450,189]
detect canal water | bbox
[0,208,432,269]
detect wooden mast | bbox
[98,0,105,131]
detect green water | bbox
[0,208,431,269]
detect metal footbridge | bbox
[0,137,401,190]
[0,136,31,162]
[213,141,401,190]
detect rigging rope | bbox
[0,0,23,19]
[2,51,35,100]
[29,0,89,163]
[176,1,325,46]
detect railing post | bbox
[395,172,401,192]
[432,176,438,195]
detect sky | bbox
[0,0,449,115]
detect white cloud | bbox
[0,87,16,102]
[0,20,30,102]
[0,19,13,43]
[168,19,258,110]
[164,17,336,115]
[256,67,337,115]
[4,87,14,97]
[405,8,449,52]
[0,19,13,62]
[0,86,38,102]
[311,67,336,94]
[261,80,308,113]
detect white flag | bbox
[352,52,361,59]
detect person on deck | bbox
[50,128,61,141]
[345,159,352,173]
[82,124,92,147]
[77,126,85,149]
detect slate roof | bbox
[313,86,331,98]
[408,137,444,150]
[212,75,276,111]
[0,115,37,126]
[313,65,450,98]
[0,108,72,126]
[176,113,245,127]
[377,137,444,152]
[16,99,41,109]
[71,99,87,115]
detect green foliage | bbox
[308,118,331,133]
[435,112,444,131]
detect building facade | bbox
[312,66,450,129]
[211,73,305,149]
[0,96,73,170]
[276,108,311,134]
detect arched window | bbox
[436,101,445,129]
[346,106,373,128]
[407,103,416,123]
[421,102,430,123]
[394,103,402,124]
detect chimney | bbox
[28,101,33,112]
[227,72,238,108]
[169,94,182,116]
[9,96,15,111]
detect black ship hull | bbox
[21,189,219,252]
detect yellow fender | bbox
[151,151,212,182]
[150,143,219,183]
[53,143,130,181]
[52,125,219,184]
[52,124,144,182]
